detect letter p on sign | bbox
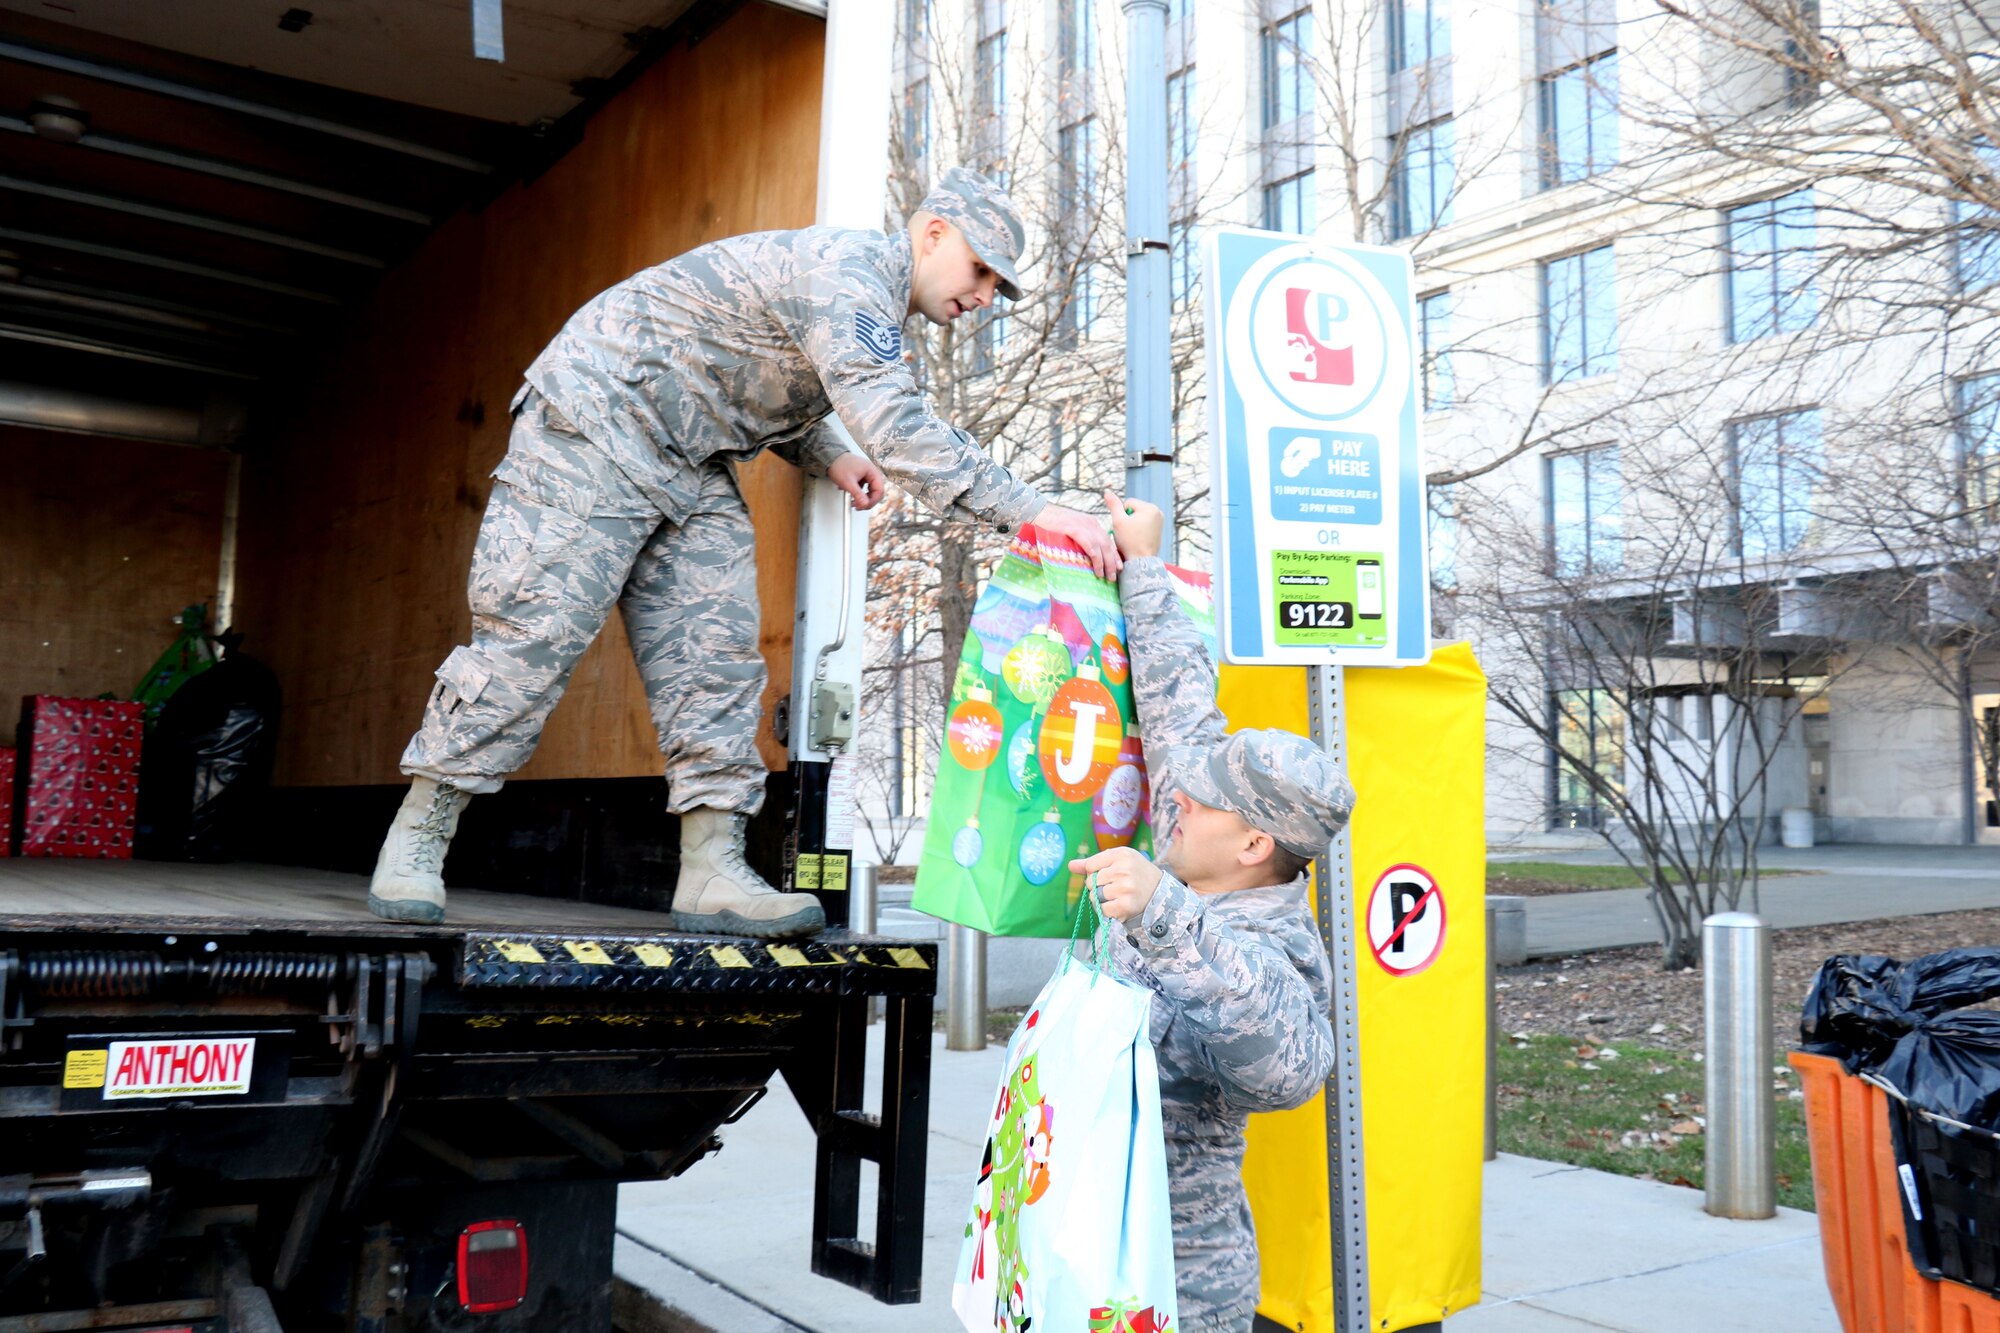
[1366,863,1446,976]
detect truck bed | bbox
[0,859,683,937]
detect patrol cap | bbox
[918,167,1027,301]
[1170,730,1356,859]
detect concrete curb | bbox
[612,1234,810,1333]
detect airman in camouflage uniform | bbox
[370,168,1121,933]
[1074,494,1356,1333]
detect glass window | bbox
[1541,53,1618,186]
[1391,0,1451,71]
[976,29,1007,146]
[1168,0,1194,26]
[1261,9,1313,131]
[1550,688,1626,829]
[1547,445,1623,576]
[1168,67,1195,176]
[901,78,930,174]
[1428,482,1460,589]
[1733,409,1823,558]
[1961,373,2000,521]
[1059,116,1098,340]
[1728,189,1818,343]
[1419,289,1453,409]
[1956,142,2000,292]
[1263,171,1316,234]
[1393,119,1454,238]
[1544,245,1617,383]
[1061,0,1095,75]
[1170,220,1197,307]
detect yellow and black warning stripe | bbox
[457,931,936,997]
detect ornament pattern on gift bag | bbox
[913,525,1213,938]
[952,912,1178,1333]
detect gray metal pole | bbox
[946,924,987,1052]
[1485,900,1497,1162]
[1307,665,1369,1333]
[1703,912,1775,1219]
[1121,0,1174,560]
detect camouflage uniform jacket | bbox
[505,226,1044,530]
[1105,557,1338,1331]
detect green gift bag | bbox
[134,603,217,729]
[912,526,1213,938]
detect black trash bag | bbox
[1800,948,2000,1080]
[134,650,282,862]
[1876,1010,2000,1131]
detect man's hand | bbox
[1101,490,1164,560]
[828,453,888,511]
[1034,502,1123,580]
[1070,846,1163,922]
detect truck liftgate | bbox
[0,920,936,1331]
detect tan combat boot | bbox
[367,776,472,924]
[670,808,825,939]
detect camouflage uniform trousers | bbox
[400,392,768,814]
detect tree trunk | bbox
[938,524,977,708]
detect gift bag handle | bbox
[1062,874,1115,982]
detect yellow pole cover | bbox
[1220,643,1488,1332]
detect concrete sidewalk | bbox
[1518,843,2000,957]
[613,1027,1843,1332]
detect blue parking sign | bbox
[1202,227,1431,666]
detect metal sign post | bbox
[1308,664,1370,1333]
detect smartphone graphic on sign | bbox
[1356,559,1384,620]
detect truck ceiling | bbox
[0,0,776,406]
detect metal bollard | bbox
[1485,900,1498,1162]
[850,865,880,1024]
[850,864,880,937]
[1704,912,1775,1219]
[946,923,987,1052]
[1488,894,1528,967]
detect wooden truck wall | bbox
[230,3,824,788]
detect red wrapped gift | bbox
[0,746,14,856]
[14,697,144,859]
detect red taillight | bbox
[457,1218,529,1313]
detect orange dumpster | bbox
[1792,1050,2000,1331]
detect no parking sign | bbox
[1366,863,1446,976]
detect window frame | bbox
[1959,372,2000,523]
[1726,188,1818,344]
[1260,7,1314,133]
[1541,243,1618,384]
[1390,0,1451,73]
[1544,443,1624,577]
[1547,686,1626,831]
[1392,117,1454,239]
[1538,50,1619,188]
[1418,288,1453,410]
[1729,407,1824,559]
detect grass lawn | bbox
[1489,860,1810,891]
[1496,1033,1815,1212]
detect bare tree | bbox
[1461,421,1872,966]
